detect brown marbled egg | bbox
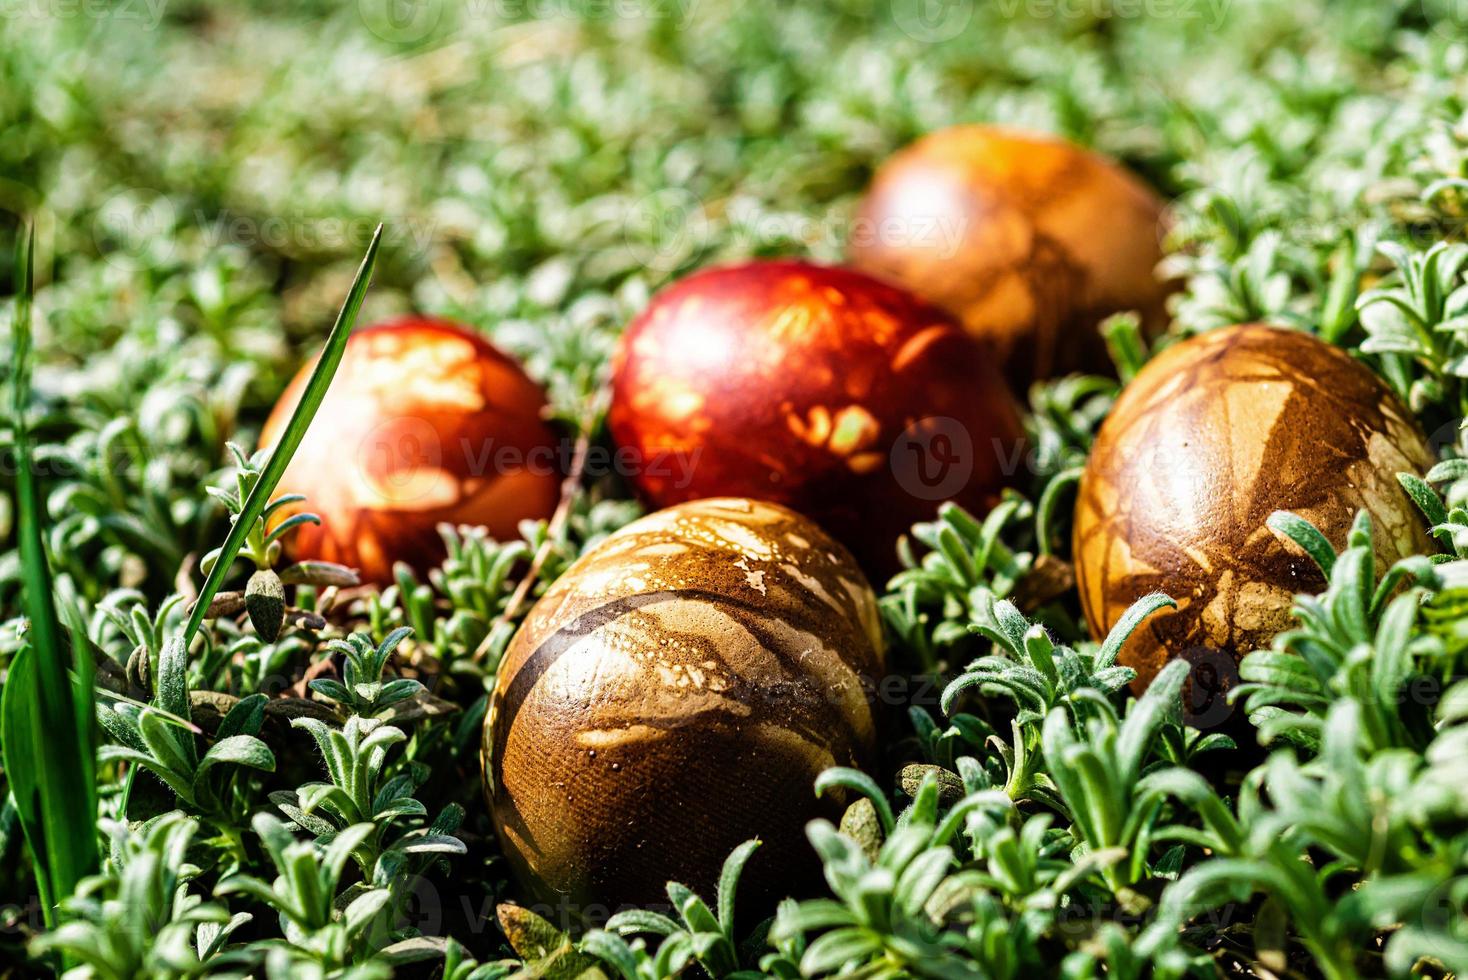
[1074,324,1435,694]
[849,125,1170,386]
[607,259,1025,576]
[261,317,560,584]
[483,497,883,914]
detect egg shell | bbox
[849,125,1170,386]
[607,259,1025,576]
[484,497,884,914]
[1073,324,1435,694]
[261,317,561,584]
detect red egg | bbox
[261,317,561,584]
[607,260,1025,574]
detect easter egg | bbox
[261,317,560,584]
[484,497,883,913]
[1073,324,1434,697]
[849,125,1170,386]
[606,260,1025,576]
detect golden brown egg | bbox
[607,259,1025,576]
[1073,325,1434,697]
[260,317,560,584]
[849,125,1170,386]
[483,497,883,914]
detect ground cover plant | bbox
[2,0,1468,976]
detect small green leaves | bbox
[1357,240,1468,412]
[1097,592,1176,668]
[945,590,1151,725]
[31,813,251,979]
[1240,508,1446,751]
[1101,312,1150,383]
[216,813,391,974]
[310,626,424,717]
[272,714,465,892]
[582,839,763,979]
[1268,510,1338,578]
[98,695,274,820]
[770,809,975,978]
[883,497,1040,671]
[814,768,895,836]
[717,839,761,936]
[1400,461,1468,559]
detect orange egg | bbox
[260,317,561,584]
[849,125,1170,387]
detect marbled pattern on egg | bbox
[607,259,1025,575]
[849,125,1170,387]
[484,497,884,914]
[261,317,560,584]
[1073,324,1435,693]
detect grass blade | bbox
[180,224,382,647]
[1,224,99,927]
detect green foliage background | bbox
[2,0,1468,977]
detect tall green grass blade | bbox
[2,649,55,917]
[1,224,99,928]
[56,582,97,773]
[180,224,382,648]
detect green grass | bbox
[2,1,1468,977]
